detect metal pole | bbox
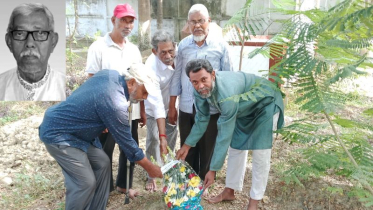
[124,102,132,204]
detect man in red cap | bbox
[85,3,144,200]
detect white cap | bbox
[123,63,159,96]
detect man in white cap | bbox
[85,3,143,197]
[39,64,163,210]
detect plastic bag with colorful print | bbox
[154,147,204,210]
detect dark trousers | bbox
[179,107,219,179]
[99,120,139,191]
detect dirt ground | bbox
[1,70,372,209]
[0,113,371,210]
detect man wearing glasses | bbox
[169,3,235,197]
[0,3,65,101]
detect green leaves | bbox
[228,1,373,203]
[271,0,296,9]
[325,38,373,49]
[363,108,373,116]
[333,118,357,128]
[226,0,373,205]
[224,0,271,41]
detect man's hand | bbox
[160,137,168,155]
[168,106,178,125]
[139,101,146,127]
[147,164,163,178]
[137,157,163,178]
[203,171,216,188]
[139,115,147,128]
[168,96,178,125]
[176,144,191,160]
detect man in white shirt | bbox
[0,3,65,101]
[85,3,143,198]
[144,30,178,191]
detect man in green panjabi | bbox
[176,59,284,210]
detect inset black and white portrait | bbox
[0,0,65,101]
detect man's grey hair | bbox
[188,4,209,19]
[7,3,55,33]
[151,30,174,50]
[123,63,159,86]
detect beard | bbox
[129,98,140,103]
[129,88,142,103]
[197,80,215,98]
[193,34,206,42]
[120,29,131,38]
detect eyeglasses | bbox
[188,19,207,26]
[10,30,51,41]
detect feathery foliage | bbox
[226,0,373,206]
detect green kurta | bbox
[185,71,284,171]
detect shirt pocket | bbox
[182,52,197,67]
[205,55,221,71]
[182,52,222,71]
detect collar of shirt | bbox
[16,65,51,100]
[156,55,174,72]
[104,32,128,49]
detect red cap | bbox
[114,4,136,19]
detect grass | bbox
[0,162,65,210]
[0,102,55,126]
[1,41,371,209]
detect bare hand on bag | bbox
[204,170,216,188]
[176,144,191,160]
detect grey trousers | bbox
[45,144,110,210]
[145,114,178,170]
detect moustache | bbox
[198,87,210,93]
[20,50,40,59]
[194,28,204,32]
[164,58,174,63]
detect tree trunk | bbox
[157,0,163,29]
[138,0,151,51]
[67,0,78,72]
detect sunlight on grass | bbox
[0,102,55,126]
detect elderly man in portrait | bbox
[0,3,65,101]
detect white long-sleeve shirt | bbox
[144,53,177,119]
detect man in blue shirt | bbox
[39,64,163,210]
[176,59,284,210]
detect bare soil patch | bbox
[0,114,370,210]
